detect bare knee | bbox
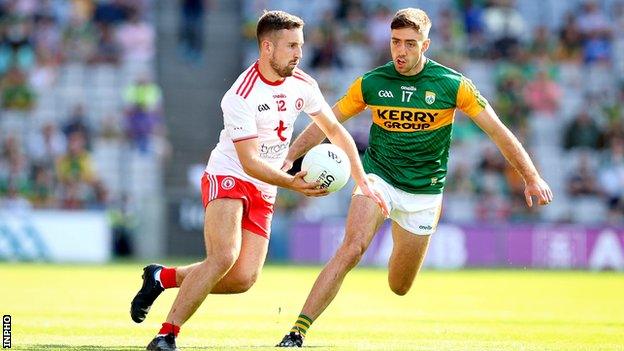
[227,272,258,293]
[390,283,412,296]
[204,249,238,275]
[337,239,368,269]
[388,276,416,296]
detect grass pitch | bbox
[1,263,623,350]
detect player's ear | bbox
[422,38,431,53]
[260,37,273,55]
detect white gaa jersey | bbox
[206,61,328,204]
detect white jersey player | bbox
[132,10,386,351]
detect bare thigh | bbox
[387,222,431,295]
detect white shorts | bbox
[354,173,443,235]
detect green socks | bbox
[290,314,313,337]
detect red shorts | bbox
[201,173,273,239]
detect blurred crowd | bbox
[2,0,623,229]
[0,0,163,216]
[243,0,624,224]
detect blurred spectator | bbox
[474,146,509,195]
[0,17,36,72]
[62,104,92,150]
[1,67,35,110]
[123,74,162,112]
[562,111,604,150]
[529,25,556,60]
[556,11,584,62]
[108,192,137,256]
[178,0,209,63]
[598,140,624,222]
[89,23,121,65]
[0,142,31,195]
[124,105,160,154]
[55,131,97,209]
[115,8,154,64]
[29,164,56,208]
[29,48,59,91]
[62,12,98,62]
[28,121,66,168]
[523,69,561,117]
[93,0,129,25]
[446,162,475,196]
[494,58,529,129]
[567,152,601,197]
[309,11,343,70]
[482,0,526,59]
[577,1,613,65]
[460,0,487,58]
[366,5,392,65]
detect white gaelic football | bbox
[301,144,351,193]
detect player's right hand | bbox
[290,170,329,197]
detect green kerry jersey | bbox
[336,59,487,194]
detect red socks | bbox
[159,322,180,337]
[159,267,178,289]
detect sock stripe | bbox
[295,320,310,329]
[299,314,313,324]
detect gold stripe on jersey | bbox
[369,105,455,132]
[336,77,367,118]
[457,76,487,118]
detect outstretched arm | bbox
[472,104,554,207]
[307,103,389,216]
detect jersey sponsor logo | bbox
[425,91,436,105]
[295,98,304,110]
[377,108,438,122]
[221,177,235,190]
[370,106,454,132]
[401,85,417,91]
[274,120,288,141]
[258,103,270,112]
[259,142,288,159]
[378,90,394,98]
[273,93,287,99]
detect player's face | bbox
[390,27,430,76]
[269,28,303,77]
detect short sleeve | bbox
[456,76,488,118]
[221,93,257,141]
[336,77,367,118]
[302,80,327,115]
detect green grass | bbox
[1,263,623,350]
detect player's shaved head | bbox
[391,8,431,38]
[256,10,305,47]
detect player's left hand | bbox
[358,180,390,218]
[524,177,553,207]
[280,158,294,172]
